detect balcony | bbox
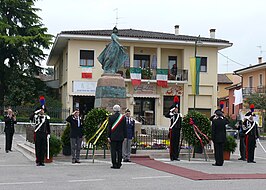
[242,86,266,97]
[117,67,188,82]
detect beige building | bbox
[47,26,232,128]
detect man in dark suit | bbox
[211,110,228,166]
[66,108,83,164]
[4,108,17,153]
[108,104,127,169]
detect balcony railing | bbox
[117,67,188,81]
[242,86,266,96]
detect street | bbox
[0,134,266,190]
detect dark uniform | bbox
[66,113,83,163]
[31,108,51,166]
[108,110,127,169]
[236,120,246,161]
[243,113,259,163]
[211,111,228,166]
[165,105,182,161]
[4,113,17,153]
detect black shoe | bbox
[212,164,222,166]
[36,163,41,166]
[40,163,45,166]
[5,150,8,153]
[242,159,246,161]
[9,150,12,152]
[127,160,131,162]
[75,160,81,164]
[247,161,256,163]
[238,158,243,160]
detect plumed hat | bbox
[219,101,224,110]
[245,111,255,117]
[250,104,255,113]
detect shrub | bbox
[49,134,62,157]
[224,135,237,153]
[61,123,70,147]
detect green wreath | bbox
[83,108,110,148]
[182,111,211,147]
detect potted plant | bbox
[223,135,237,160]
[61,123,71,156]
[141,68,152,79]
[45,134,62,163]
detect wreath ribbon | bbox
[189,118,210,147]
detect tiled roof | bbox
[60,29,230,43]
[218,74,233,84]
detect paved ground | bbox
[1,133,266,190]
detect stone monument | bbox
[95,27,129,112]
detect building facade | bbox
[47,27,232,128]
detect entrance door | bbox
[134,98,155,125]
[73,96,95,117]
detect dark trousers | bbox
[110,141,123,168]
[239,136,246,159]
[246,135,256,162]
[214,142,224,166]
[5,131,14,151]
[170,129,181,160]
[35,132,47,164]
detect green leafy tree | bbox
[244,93,266,110]
[0,0,53,105]
[182,111,211,147]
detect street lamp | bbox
[193,35,202,110]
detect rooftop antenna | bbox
[114,8,119,27]
[257,45,266,56]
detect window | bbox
[249,76,253,88]
[163,96,180,116]
[198,57,207,72]
[80,50,94,67]
[168,56,177,79]
[259,74,263,86]
[133,55,150,68]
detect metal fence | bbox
[0,106,70,123]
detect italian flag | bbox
[156,69,168,87]
[130,68,141,86]
[81,67,92,78]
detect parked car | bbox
[226,124,238,139]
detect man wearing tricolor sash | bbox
[165,96,182,161]
[243,111,259,163]
[107,105,127,169]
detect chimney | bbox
[174,25,179,35]
[258,56,263,64]
[210,29,216,38]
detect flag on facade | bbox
[130,68,142,86]
[234,89,243,105]
[81,67,92,78]
[190,57,201,95]
[156,69,168,87]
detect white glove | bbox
[47,134,50,139]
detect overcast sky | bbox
[35,0,266,73]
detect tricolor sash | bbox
[111,114,124,132]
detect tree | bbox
[244,93,266,110]
[0,0,53,106]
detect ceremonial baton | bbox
[257,139,266,153]
[47,135,50,159]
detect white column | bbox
[130,45,134,67]
[157,47,161,68]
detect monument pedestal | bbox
[94,73,126,113]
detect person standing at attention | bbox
[122,108,135,162]
[108,105,127,169]
[66,108,83,164]
[211,110,228,166]
[4,108,17,153]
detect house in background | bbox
[47,26,232,127]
